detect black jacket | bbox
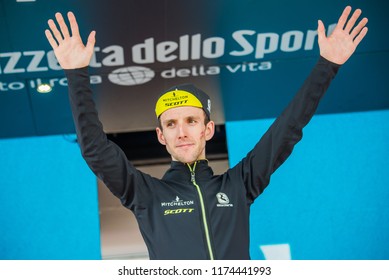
[65,56,339,259]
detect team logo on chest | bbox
[161,196,195,216]
[216,192,234,207]
[161,196,194,207]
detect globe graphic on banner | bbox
[108,66,155,86]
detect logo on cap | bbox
[155,89,203,118]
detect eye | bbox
[188,118,198,125]
[166,121,175,128]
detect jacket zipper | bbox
[187,161,214,260]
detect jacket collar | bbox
[162,160,214,182]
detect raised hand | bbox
[45,12,96,69]
[318,6,368,65]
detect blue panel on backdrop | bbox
[226,110,389,259]
[0,135,101,260]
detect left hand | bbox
[318,6,368,65]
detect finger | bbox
[337,6,352,30]
[55,12,70,39]
[344,8,362,33]
[47,18,63,43]
[44,29,58,49]
[353,27,368,47]
[67,11,80,37]
[350,17,368,39]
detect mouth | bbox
[176,143,194,148]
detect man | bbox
[45,6,368,259]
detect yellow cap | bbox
[155,89,204,118]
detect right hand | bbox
[45,12,96,69]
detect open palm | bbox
[45,12,96,69]
[318,6,368,65]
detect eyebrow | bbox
[162,119,176,125]
[162,115,200,125]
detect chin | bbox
[180,158,196,164]
[174,155,197,164]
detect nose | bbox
[177,122,187,139]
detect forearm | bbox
[65,68,138,205]
[269,56,340,169]
[240,56,340,202]
[65,67,107,161]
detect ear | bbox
[205,120,215,141]
[156,127,166,145]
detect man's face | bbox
[156,106,215,164]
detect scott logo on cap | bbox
[155,84,211,118]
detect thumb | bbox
[86,30,96,52]
[317,20,326,41]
